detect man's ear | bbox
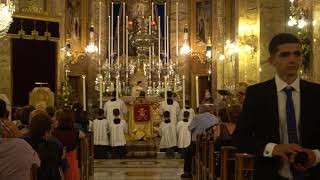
[268,56,274,65]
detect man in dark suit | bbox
[233,33,320,180]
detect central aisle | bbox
[93,158,184,180]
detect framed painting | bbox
[191,73,212,109]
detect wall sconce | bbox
[85,26,98,54]
[180,24,192,55]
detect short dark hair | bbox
[139,91,145,97]
[113,108,120,116]
[167,91,173,98]
[268,33,301,55]
[183,111,190,119]
[137,81,142,85]
[0,99,6,118]
[97,109,104,117]
[57,108,74,129]
[163,111,170,118]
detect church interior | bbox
[0,0,319,179]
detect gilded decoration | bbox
[19,0,46,15]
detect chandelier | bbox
[0,0,15,39]
[287,0,307,28]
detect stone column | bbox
[0,39,12,102]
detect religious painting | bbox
[127,0,151,20]
[196,0,212,43]
[191,74,212,109]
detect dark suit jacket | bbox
[233,79,320,180]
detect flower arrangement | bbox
[57,82,74,108]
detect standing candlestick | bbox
[117,16,120,69]
[183,75,185,108]
[99,75,103,109]
[123,2,125,56]
[196,76,199,108]
[176,2,179,57]
[126,16,128,72]
[164,76,167,101]
[116,76,119,100]
[108,16,111,68]
[111,2,114,65]
[82,75,86,111]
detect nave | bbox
[93,158,183,180]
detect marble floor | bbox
[93,158,184,180]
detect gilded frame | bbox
[191,73,212,109]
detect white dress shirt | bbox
[263,74,320,179]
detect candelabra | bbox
[287,0,307,28]
[0,0,15,39]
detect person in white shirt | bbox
[159,111,177,158]
[178,100,195,122]
[177,111,192,157]
[92,109,110,159]
[131,81,144,97]
[103,91,127,123]
[109,109,128,159]
[159,91,180,125]
[233,33,320,180]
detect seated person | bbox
[109,109,128,159]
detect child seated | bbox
[109,108,128,159]
[159,111,177,158]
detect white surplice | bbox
[103,99,128,121]
[176,120,191,148]
[92,118,109,145]
[178,107,195,122]
[109,119,128,147]
[159,100,180,124]
[159,121,177,149]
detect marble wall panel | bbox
[0,39,12,102]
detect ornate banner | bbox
[133,104,151,122]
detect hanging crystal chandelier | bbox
[0,0,15,39]
[287,0,307,29]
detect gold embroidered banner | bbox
[133,104,150,123]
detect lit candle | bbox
[99,74,103,109]
[152,81,156,93]
[123,2,125,56]
[116,76,119,100]
[149,16,151,67]
[158,16,161,68]
[111,2,114,65]
[108,16,111,68]
[151,2,154,21]
[176,2,179,57]
[164,3,167,58]
[166,16,169,64]
[98,1,102,68]
[164,76,167,102]
[196,76,199,108]
[82,75,86,111]
[183,75,185,108]
[117,16,120,68]
[126,16,128,72]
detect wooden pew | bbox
[206,140,216,180]
[235,153,255,180]
[192,134,202,180]
[200,133,209,180]
[220,146,237,180]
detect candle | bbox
[117,16,120,68]
[98,1,102,68]
[176,2,179,57]
[158,16,161,68]
[151,2,154,21]
[152,81,156,93]
[99,74,103,109]
[111,2,114,65]
[196,76,199,108]
[118,81,122,95]
[182,75,185,109]
[164,3,167,58]
[82,75,86,111]
[166,16,169,64]
[108,16,111,68]
[164,76,167,102]
[126,16,128,72]
[149,16,151,68]
[123,2,125,56]
[116,76,119,100]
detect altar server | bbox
[159,111,177,158]
[178,100,195,122]
[92,109,109,159]
[103,91,127,122]
[159,91,180,124]
[177,111,192,155]
[109,109,128,158]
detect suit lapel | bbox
[268,79,280,142]
[299,80,307,144]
